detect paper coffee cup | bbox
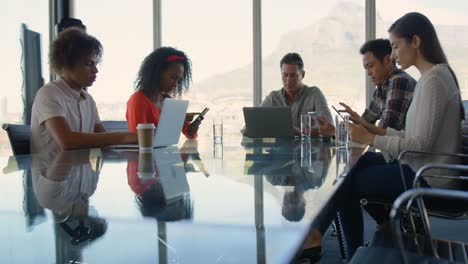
[137,123,155,151]
[137,149,155,179]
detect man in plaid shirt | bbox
[317,39,415,138]
[360,39,416,130]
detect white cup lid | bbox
[137,123,155,129]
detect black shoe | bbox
[297,246,322,263]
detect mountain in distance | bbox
[188,1,468,133]
[191,2,366,107]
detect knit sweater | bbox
[374,64,461,172]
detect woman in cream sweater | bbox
[338,12,465,259]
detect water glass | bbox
[335,115,349,147]
[300,114,311,140]
[213,142,223,159]
[336,147,349,164]
[213,119,223,143]
[308,111,319,129]
[300,140,312,167]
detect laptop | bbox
[111,98,189,149]
[154,146,190,204]
[243,107,295,138]
[153,98,189,147]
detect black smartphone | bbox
[331,105,345,119]
[193,107,209,124]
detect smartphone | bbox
[193,107,209,123]
[331,105,344,119]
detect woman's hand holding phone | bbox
[187,107,208,129]
[186,108,209,124]
[185,112,200,122]
[192,108,209,125]
[186,108,209,137]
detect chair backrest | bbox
[2,123,31,155]
[101,120,129,132]
[462,100,468,154]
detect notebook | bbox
[243,107,295,138]
[111,98,188,149]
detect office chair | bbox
[2,121,128,155]
[338,102,468,259]
[360,100,468,223]
[462,100,468,154]
[2,123,31,155]
[349,188,468,264]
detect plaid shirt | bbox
[362,68,416,130]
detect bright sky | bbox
[1,0,467,114]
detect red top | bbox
[126,90,196,139]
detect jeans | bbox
[337,151,421,259]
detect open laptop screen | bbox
[109,98,188,149]
[243,107,294,138]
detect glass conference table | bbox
[0,136,366,263]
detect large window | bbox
[376,0,468,100]
[162,0,253,138]
[4,1,466,157]
[1,1,50,155]
[75,0,153,121]
[262,1,366,117]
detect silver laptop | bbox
[111,98,188,149]
[243,107,295,138]
[153,98,189,147]
[154,146,190,204]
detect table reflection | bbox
[31,149,106,263]
[243,139,334,223]
[125,146,195,264]
[125,146,193,221]
[180,139,210,176]
[0,135,368,263]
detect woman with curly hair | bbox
[126,47,200,138]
